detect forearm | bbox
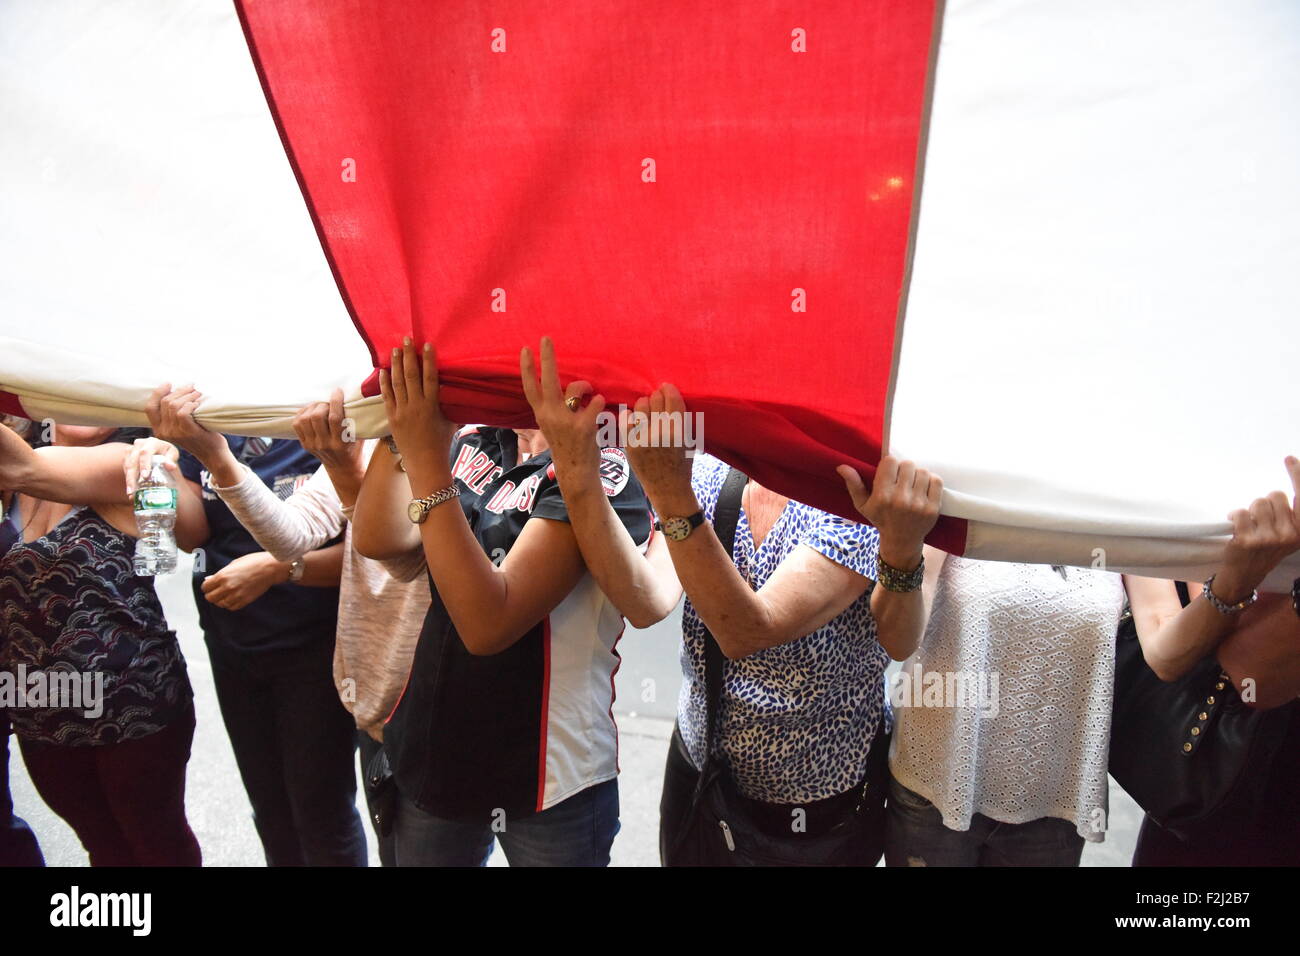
[187,440,244,490]
[213,464,342,561]
[643,480,784,657]
[298,541,345,587]
[405,454,526,652]
[353,442,418,561]
[1135,589,1239,680]
[0,424,39,491]
[870,587,926,661]
[352,444,420,560]
[667,531,791,657]
[253,543,345,589]
[321,458,366,510]
[562,474,679,628]
[0,432,128,505]
[870,538,943,660]
[175,479,209,551]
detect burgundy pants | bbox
[18,702,201,866]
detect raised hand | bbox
[837,455,942,570]
[378,338,458,476]
[620,384,697,516]
[520,337,605,489]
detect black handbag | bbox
[664,466,886,866]
[1109,609,1290,839]
[363,744,398,839]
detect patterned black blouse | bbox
[0,504,191,746]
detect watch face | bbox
[407,499,426,524]
[662,516,691,541]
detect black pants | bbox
[20,703,201,866]
[0,713,43,867]
[207,637,367,867]
[659,723,887,866]
[357,731,395,867]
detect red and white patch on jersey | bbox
[598,447,631,497]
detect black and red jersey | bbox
[385,426,652,822]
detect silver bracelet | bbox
[1202,574,1257,615]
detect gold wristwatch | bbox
[408,485,461,524]
[655,511,705,542]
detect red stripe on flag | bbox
[0,391,27,418]
[237,1,966,553]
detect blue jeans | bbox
[394,779,620,867]
[885,776,1084,867]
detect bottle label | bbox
[134,487,177,511]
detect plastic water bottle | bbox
[133,455,178,575]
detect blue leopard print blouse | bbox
[678,454,888,804]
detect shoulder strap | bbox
[700,466,748,772]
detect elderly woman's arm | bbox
[620,383,880,660]
[840,456,945,661]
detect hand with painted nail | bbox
[378,338,458,475]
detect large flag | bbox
[1,0,1296,586]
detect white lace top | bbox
[889,558,1126,842]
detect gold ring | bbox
[565,395,580,411]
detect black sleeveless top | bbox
[0,503,191,746]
